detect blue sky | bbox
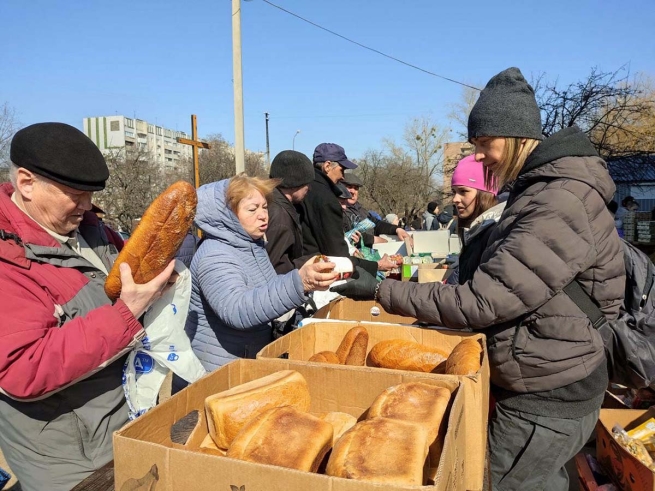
[2,0,654,162]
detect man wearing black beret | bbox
[0,122,175,490]
[266,149,315,275]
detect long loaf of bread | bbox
[227,406,333,472]
[367,339,449,373]
[205,370,311,449]
[104,181,197,300]
[444,338,482,375]
[335,327,369,366]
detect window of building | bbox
[110,121,120,131]
[125,118,134,128]
[125,131,135,138]
[156,126,163,136]
[148,124,154,134]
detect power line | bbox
[258,0,481,92]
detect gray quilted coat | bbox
[184,180,307,371]
[379,127,625,393]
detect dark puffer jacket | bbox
[379,127,625,412]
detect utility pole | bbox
[232,0,245,174]
[265,112,270,166]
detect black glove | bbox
[351,256,378,277]
[330,266,378,300]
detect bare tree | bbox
[447,86,480,140]
[356,116,448,221]
[194,133,267,185]
[0,102,21,181]
[95,148,184,232]
[533,66,654,159]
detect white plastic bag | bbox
[123,260,207,419]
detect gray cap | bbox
[468,67,543,142]
[342,172,364,187]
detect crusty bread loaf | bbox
[367,339,448,373]
[227,406,333,472]
[444,338,482,375]
[317,412,358,445]
[205,370,311,449]
[104,181,197,300]
[367,382,451,442]
[335,327,369,366]
[308,351,341,364]
[198,434,227,457]
[326,417,430,485]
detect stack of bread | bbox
[199,370,452,485]
[307,326,483,376]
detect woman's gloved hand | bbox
[329,266,378,300]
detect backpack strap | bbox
[562,280,609,330]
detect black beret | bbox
[10,122,110,191]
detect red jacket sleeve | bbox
[0,277,143,399]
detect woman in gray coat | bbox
[332,67,625,491]
[183,175,337,373]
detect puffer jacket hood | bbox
[513,126,615,204]
[195,180,256,249]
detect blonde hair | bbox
[484,138,541,191]
[226,173,281,214]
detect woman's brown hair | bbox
[226,173,281,214]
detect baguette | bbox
[308,351,341,364]
[104,181,197,300]
[367,339,448,373]
[335,327,369,366]
[444,338,482,375]
[317,412,358,445]
[326,417,430,485]
[204,370,310,449]
[227,406,333,473]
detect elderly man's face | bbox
[18,170,93,235]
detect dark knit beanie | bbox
[468,67,543,141]
[270,150,314,188]
[10,122,109,191]
[427,201,439,214]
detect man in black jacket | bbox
[266,150,314,274]
[297,143,378,275]
[341,172,410,246]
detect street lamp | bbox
[293,130,301,150]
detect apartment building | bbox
[442,141,474,191]
[83,115,192,169]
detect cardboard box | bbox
[596,408,655,490]
[313,297,419,324]
[114,359,468,491]
[373,240,407,256]
[257,320,490,491]
[402,262,451,283]
[411,230,451,256]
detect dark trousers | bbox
[489,402,599,491]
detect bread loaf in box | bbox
[227,406,333,472]
[326,417,430,485]
[367,382,451,442]
[205,370,310,449]
[104,181,197,300]
[308,351,341,364]
[368,339,448,373]
[335,327,369,366]
[318,412,358,445]
[445,338,482,375]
